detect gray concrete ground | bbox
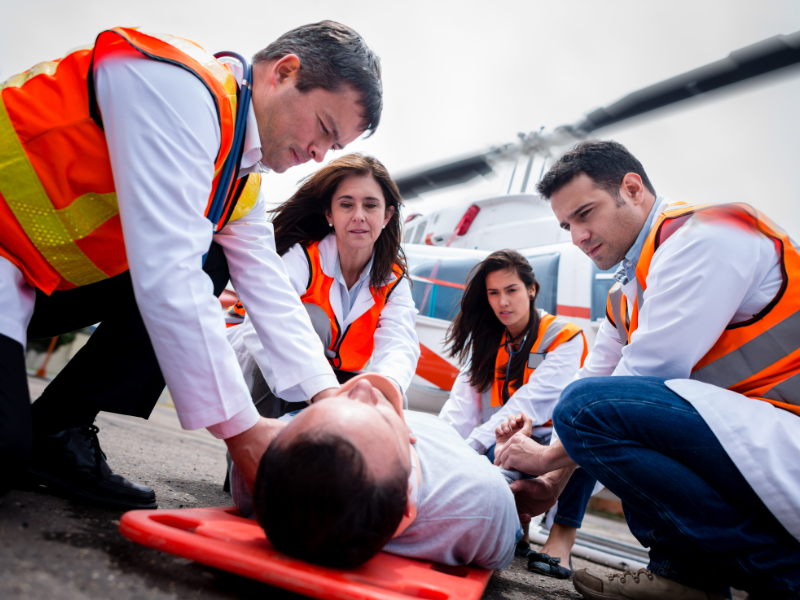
[1,376,744,600]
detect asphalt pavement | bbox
[0,376,744,600]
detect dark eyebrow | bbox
[560,202,593,228]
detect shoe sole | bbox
[573,577,621,600]
[528,563,572,580]
[27,468,158,511]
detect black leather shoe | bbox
[528,551,573,580]
[27,424,157,510]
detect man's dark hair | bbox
[253,431,408,568]
[536,140,656,202]
[253,20,382,137]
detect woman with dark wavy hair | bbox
[439,249,596,580]
[227,153,419,412]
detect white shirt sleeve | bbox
[438,364,484,441]
[615,215,780,378]
[576,317,624,380]
[281,242,312,295]
[369,277,420,393]
[94,51,258,438]
[466,335,584,451]
[217,205,339,402]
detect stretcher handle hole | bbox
[149,514,199,534]
[431,564,472,578]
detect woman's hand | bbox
[494,412,533,457]
[493,433,547,475]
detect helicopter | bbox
[398,31,800,414]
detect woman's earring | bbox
[382,225,386,230]
[328,222,333,227]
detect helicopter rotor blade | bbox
[394,148,505,199]
[574,31,800,134]
[396,31,800,200]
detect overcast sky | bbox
[3,0,799,235]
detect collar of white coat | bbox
[318,233,397,286]
[614,196,670,286]
[318,233,377,325]
[218,57,266,176]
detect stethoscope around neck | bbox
[206,51,253,231]
[502,328,528,404]
[201,51,252,265]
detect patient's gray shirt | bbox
[383,411,519,570]
[232,410,519,570]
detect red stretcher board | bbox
[119,506,492,600]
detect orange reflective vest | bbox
[605,202,800,417]
[0,27,240,294]
[301,241,404,372]
[490,312,588,409]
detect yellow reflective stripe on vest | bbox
[143,32,238,116]
[0,98,112,286]
[229,173,261,222]
[690,309,800,394]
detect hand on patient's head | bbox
[252,375,412,568]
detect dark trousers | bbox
[250,364,357,418]
[555,376,800,599]
[0,243,230,492]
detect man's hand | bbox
[494,434,547,475]
[310,387,340,403]
[509,475,560,524]
[225,417,286,491]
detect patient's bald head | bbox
[253,378,411,568]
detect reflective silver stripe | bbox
[538,315,575,350]
[691,310,800,389]
[636,281,644,312]
[763,372,800,407]
[528,315,577,369]
[608,283,629,346]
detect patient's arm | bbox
[494,414,577,475]
[510,465,578,523]
[493,411,533,458]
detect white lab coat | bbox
[580,197,800,542]
[439,309,585,453]
[229,233,420,400]
[0,47,335,439]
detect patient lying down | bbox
[231,374,521,570]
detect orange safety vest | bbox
[605,202,800,417]
[490,312,588,409]
[301,241,404,372]
[0,27,240,294]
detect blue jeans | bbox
[555,376,800,599]
[486,444,596,529]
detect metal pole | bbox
[36,336,59,378]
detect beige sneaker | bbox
[573,567,726,600]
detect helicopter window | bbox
[412,221,427,244]
[523,253,560,316]
[591,262,620,321]
[409,257,479,321]
[404,225,415,243]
